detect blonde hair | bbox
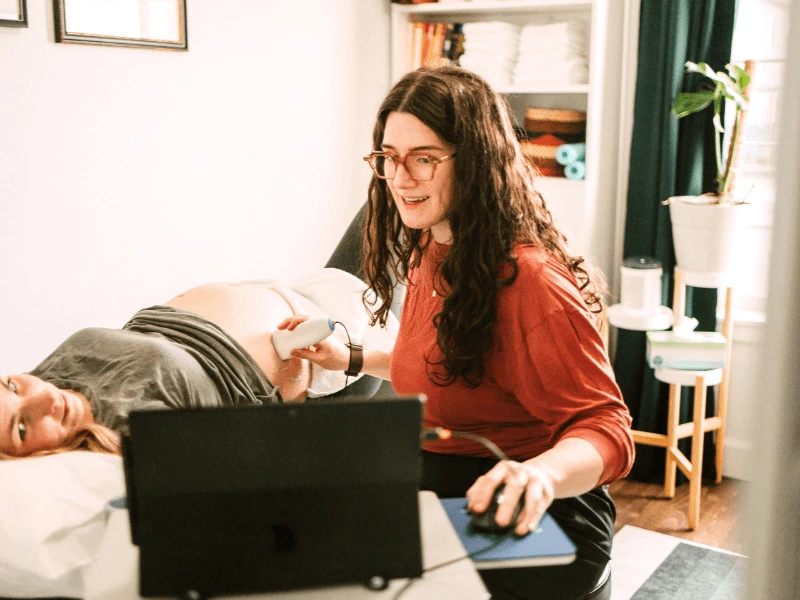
[0,422,121,460]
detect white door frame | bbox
[743,0,800,596]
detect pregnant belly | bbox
[163,282,321,400]
[165,282,294,339]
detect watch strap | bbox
[345,343,363,377]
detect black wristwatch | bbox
[345,343,363,377]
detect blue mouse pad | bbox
[440,497,577,569]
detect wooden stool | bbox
[631,267,734,530]
[638,367,723,529]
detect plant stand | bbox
[609,267,734,530]
[669,268,734,487]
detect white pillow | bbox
[0,452,125,598]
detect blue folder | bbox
[440,497,577,569]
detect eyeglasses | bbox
[363,151,456,181]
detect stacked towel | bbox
[556,142,586,165]
[459,21,521,87]
[564,161,586,181]
[513,19,589,86]
[556,143,587,180]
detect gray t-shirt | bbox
[30,306,281,434]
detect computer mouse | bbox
[468,484,525,534]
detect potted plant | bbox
[667,60,754,275]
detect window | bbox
[724,0,789,318]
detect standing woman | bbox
[287,66,634,599]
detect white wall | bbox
[721,317,763,480]
[743,0,800,592]
[0,0,390,373]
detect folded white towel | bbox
[513,64,589,86]
[463,21,521,36]
[463,32,520,48]
[518,38,586,54]
[463,52,519,67]
[514,54,588,81]
[516,47,587,62]
[520,27,586,49]
[515,55,587,70]
[460,53,516,73]
[458,58,514,87]
[519,23,589,39]
[520,20,587,38]
[463,38,519,56]
[514,55,589,73]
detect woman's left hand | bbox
[466,459,556,536]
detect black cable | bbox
[391,430,525,598]
[331,320,352,388]
[420,427,508,461]
[391,536,507,599]
[422,427,529,486]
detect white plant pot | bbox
[668,196,751,275]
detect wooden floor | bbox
[608,476,745,554]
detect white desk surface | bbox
[83,490,490,600]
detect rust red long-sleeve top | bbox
[391,241,634,486]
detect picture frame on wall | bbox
[0,0,27,27]
[53,0,187,50]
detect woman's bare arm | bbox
[277,316,393,381]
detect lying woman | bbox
[0,271,396,459]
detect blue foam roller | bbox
[556,143,586,166]
[564,160,586,181]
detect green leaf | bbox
[683,61,749,112]
[687,62,736,90]
[672,90,715,118]
[716,72,749,109]
[724,91,749,110]
[727,63,751,91]
[712,94,725,133]
[685,61,716,78]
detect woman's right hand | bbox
[275,315,351,372]
[275,315,311,332]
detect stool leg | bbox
[715,286,734,483]
[688,375,707,530]
[664,383,681,499]
[672,269,686,328]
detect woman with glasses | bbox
[285,66,633,600]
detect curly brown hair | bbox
[362,66,606,387]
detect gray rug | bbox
[611,526,747,600]
[631,542,745,599]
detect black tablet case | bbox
[122,395,424,597]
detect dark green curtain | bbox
[613,0,737,483]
